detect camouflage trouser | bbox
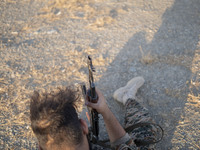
[124,98,157,150]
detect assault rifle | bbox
[81,56,99,144]
[81,56,112,149]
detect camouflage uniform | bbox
[112,98,158,150]
[92,98,159,150]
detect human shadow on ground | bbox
[97,0,200,149]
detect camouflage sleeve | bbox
[111,133,137,150]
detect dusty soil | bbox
[0,0,199,149]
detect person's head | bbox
[30,87,89,150]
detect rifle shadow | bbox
[94,0,200,149]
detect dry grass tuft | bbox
[164,88,183,99]
[139,46,157,65]
[88,16,114,29]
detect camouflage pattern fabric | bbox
[92,98,158,150]
[122,98,157,150]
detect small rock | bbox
[47,29,57,34]
[129,66,136,72]
[75,46,82,52]
[11,72,15,78]
[61,69,65,73]
[11,32,18,35]
[75,11,85,18]
[53,8,61,15]
[165,123,169,127]
[110,9,118,18]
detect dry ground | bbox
[0,0,199,149]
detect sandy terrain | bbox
[0,0,199,149]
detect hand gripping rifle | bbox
[81,56,111,149]
[81,56,99,144]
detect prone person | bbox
[30,77,160,150]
